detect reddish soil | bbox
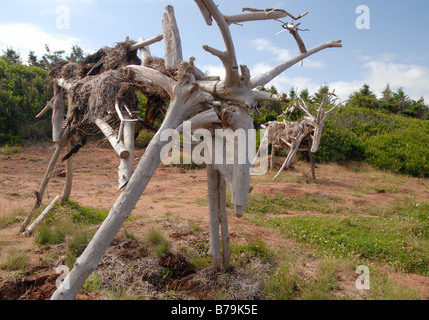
[0,141,428,300]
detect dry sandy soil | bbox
[0,141,428,300]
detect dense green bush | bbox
[317,106,429,177]
[0,58,52,144]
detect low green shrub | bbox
[135,129,155,148]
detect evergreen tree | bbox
[43,44,65,66]
[299,88,311,102]
[349,83,380,109]
[1,47,21,64]
[313,84,330,104]
[28,50,46,69]
[67,44,87,62]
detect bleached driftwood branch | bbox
[225,7,308,24]
[94,118,130,159]
[195,0,241,87]
[250,40,342,89]
[36,98,54,118]
[23,195,61,236]
[162,5,183,68]
[129,34,163,51]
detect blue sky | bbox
[1,0,429,101]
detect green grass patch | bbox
[34,224,66,245]
[263,258,343,300]
[182,240,212,270]
[0,249,30,271]
[231,239,273,265]
[246,192,344,215]
[0,145,22,155]
[250,214,428,275]
[65,229,92,269]
[246,194,429,275]
[62,199,108,224]
[146,227,170,257]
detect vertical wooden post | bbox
[218,175,230,271]
[52,84,65,143]
[61,142,73,203]
[162,5,183,68]
[206,163,221,270]
[118,119,135,190]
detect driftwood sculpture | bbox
[259,91,347,180]
[18,1,341,300]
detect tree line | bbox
[1,46,428,176]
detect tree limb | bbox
[250,40,342,89]
[225,8,308,24]
[129,34,164,51]
[125,65,177,98]
[196,0,240,87]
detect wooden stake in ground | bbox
[22,195,61,236]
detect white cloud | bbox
[197,64,226,80]
[0,23,88,61]
[250,38,292,62]
[249,37,325,68]
[330,58,429,102]
[250,54,429,103]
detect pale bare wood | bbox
[263,91,346,180]
[94,118,130,159]
[273,130,306,180]
[23,195,61,236]
[118,115,135,190]
[56,78,72,90]
[197,0,240,87]
[218,175,230,271]
[48,0,343,298]
[162,5,183,68]
[51,66,212,300]
[225,8,307,25]
[129,34,163,51]
[126,65,176,98]
[42,56,52,71]
[138,37,152,64]
[250,40,342,89]
[52,84,65,143]
[194,0,213,26]
[206,163,221,270]
[61,142,73,203]
[241,8,309,21]
[36,98,54,118]
[19,140,66,232]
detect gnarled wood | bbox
[45,1,342,299]
[51,64,213,300]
